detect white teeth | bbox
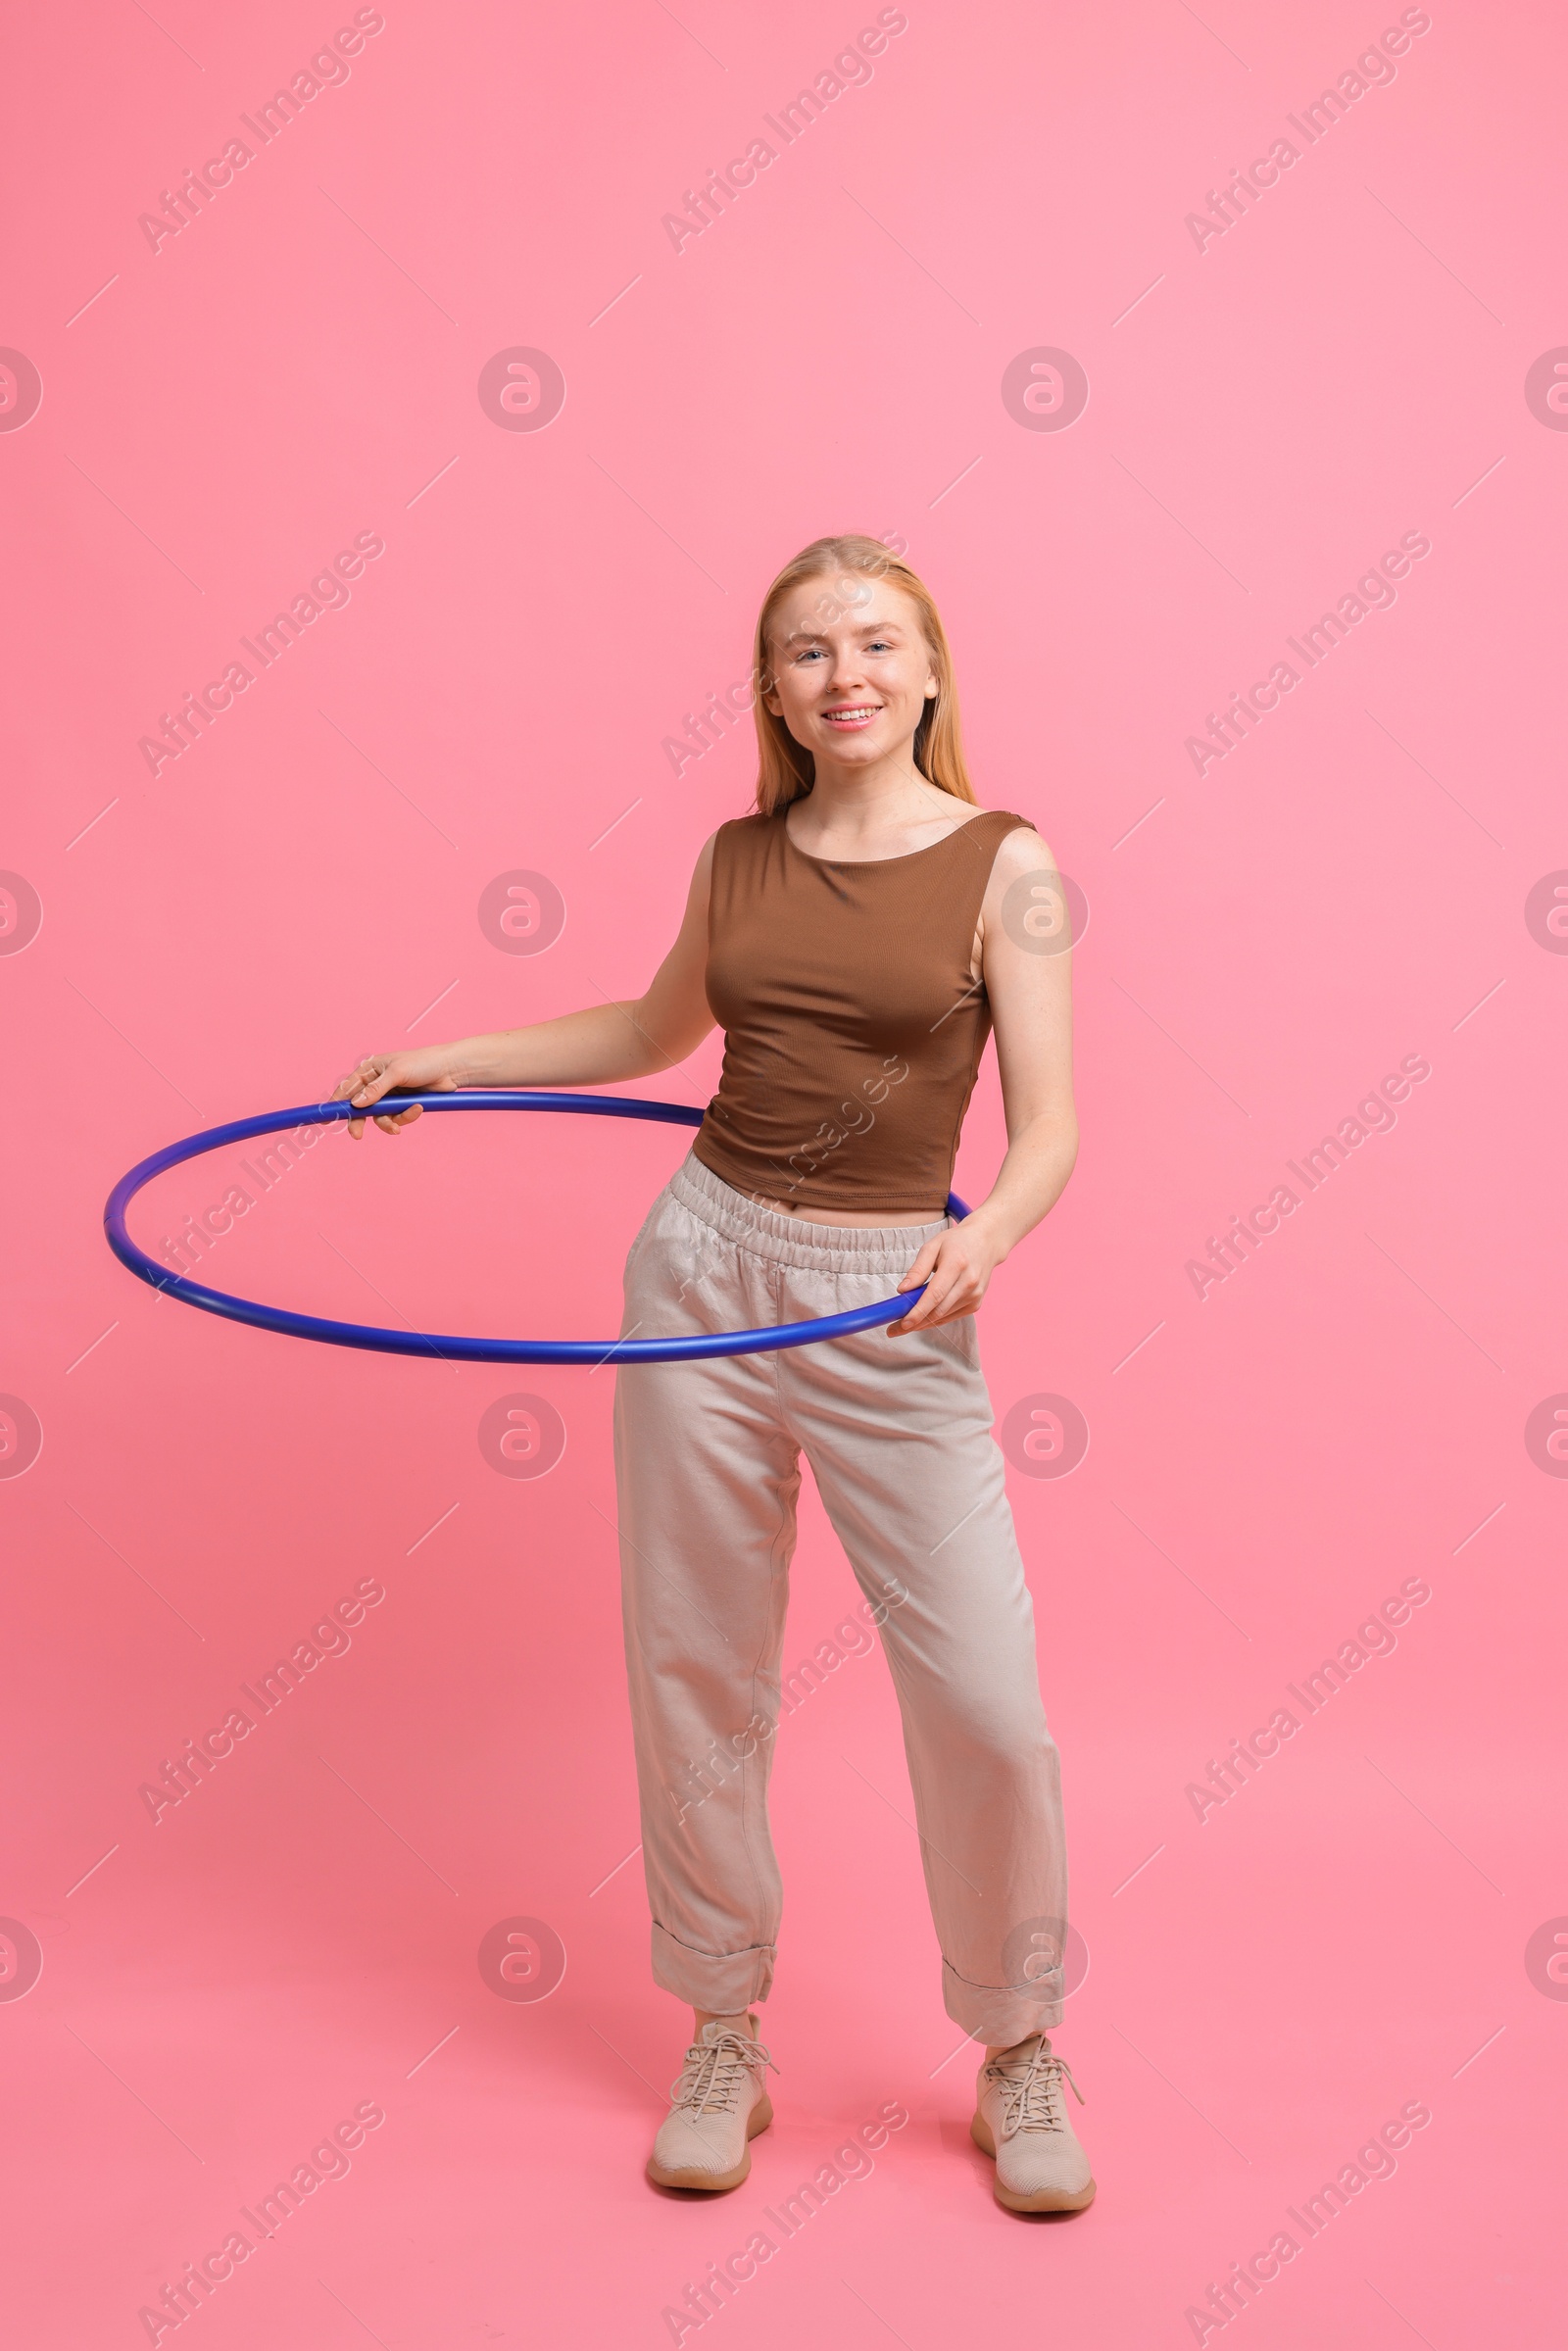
[827,708,877,719]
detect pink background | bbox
[3,1,1565,2343]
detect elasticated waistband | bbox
[671,1151,949,1276]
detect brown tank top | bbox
[693,808,1033,1216]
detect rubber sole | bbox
[646,2094,774,2192]
[970,2113,1097,2213]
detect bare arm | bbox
[333,835,717,1137]
[891,824,1078,1333]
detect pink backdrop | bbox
[3,1,1564,2343]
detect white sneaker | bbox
[646,2019,776,2191]
[971,2035,1095,2212]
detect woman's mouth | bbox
[822,705,882,730]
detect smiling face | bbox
[761,572,939,775]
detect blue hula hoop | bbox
[103,1092,970,1366]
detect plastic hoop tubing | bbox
[103,1092,970,1366]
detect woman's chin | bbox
[814,729,894,764]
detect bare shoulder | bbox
[980,814,1058,883]
[977,816,1073,958]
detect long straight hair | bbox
[750,535,976,816]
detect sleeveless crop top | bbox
[693,807,1034,1216]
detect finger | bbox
[348,1115,365,1140]
[888,1261,952,1336]
[897,1239,943,1295]
[888,1252,935,1334]
[899,1259,965,1332]
[918,1287,978,1331]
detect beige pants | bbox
[612,1153,1069,2044]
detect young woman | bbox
[333,536,1091,2214]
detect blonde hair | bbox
[750,535,975,816]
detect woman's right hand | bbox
[330,1047,460,1139]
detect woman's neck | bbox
[786,761,973,857]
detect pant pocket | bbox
[926,1310,980,1370]
[623,1193,738,1338]
[622,1186,669,1283]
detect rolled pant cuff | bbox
[943,1959,1064,2044]
[652,1922,775,2013]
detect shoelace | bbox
[983,2043,1085,2139]
[668,2031,778,2118]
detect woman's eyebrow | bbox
[780,618,905,645]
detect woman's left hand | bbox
[887,1214,1005,1337]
